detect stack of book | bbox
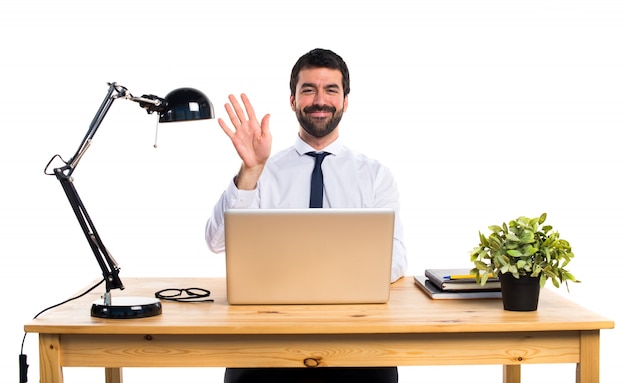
[414,268,502,299]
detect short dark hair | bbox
[289,48,350,97]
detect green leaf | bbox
[538,212,547,224]
[507,249,523,257]
[488,225,501,233]
[480,272,491,285]
[519,230,534,244]
[474,261,488,270]
[540,273,547,288]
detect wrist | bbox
[234,164,264,190]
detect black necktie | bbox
[306,151,330,208]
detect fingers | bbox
[218,117,235,139]
[219,93,265,140]
[224,93,257,126]
[218,94,248,139]
[260,113,271,136]
[223,96,241,129]
[227,94,246,125]
[240,93,258,123]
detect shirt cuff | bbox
[226,177,258,208]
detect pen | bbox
[444,274,474,280]
[444,273,493,280]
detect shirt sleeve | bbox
[375,165,408,283]
[390,218,409,283]
[205,177,259,253]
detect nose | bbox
[313,91,325,106]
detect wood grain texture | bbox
[25,277,614,335]
[25,277,613,383]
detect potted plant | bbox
[469,212,579,311]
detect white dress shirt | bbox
[205,136,408,282]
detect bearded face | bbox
[295,102,345,138]
[291,67,348,141]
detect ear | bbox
[343,95,349,112]
[290,95,296,111]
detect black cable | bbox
[19,278,105,383]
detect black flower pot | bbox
[498,273,541,311]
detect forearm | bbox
[205,177,260,253]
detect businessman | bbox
[206,48,407,383]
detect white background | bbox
[1,0,624,382]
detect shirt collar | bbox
[294,135,343,156]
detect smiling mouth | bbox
[308,111,331,118]
[304,105,335,114]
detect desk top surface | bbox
[25,277,614,335]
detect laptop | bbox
[224,208,395,305]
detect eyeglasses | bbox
[154,287,214,302]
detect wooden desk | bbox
[24,277,614,383]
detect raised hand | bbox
[218,93,272,189]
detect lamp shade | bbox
[159,87,214,123]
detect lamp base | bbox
[91,296,162,319]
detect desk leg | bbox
[577,330,600,383]
[105,368,123,383]
[39,334,63,383]
[503,365,520,383]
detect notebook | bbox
[424,268,501,291]
[224,208,395,305]
[414,276,502,300]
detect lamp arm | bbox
[45,82,151,302]
[66,83,124,175]
[54,169,124,297]
[63,83,166,175]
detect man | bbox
[206,48,407,383]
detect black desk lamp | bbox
[44,82,214,319]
